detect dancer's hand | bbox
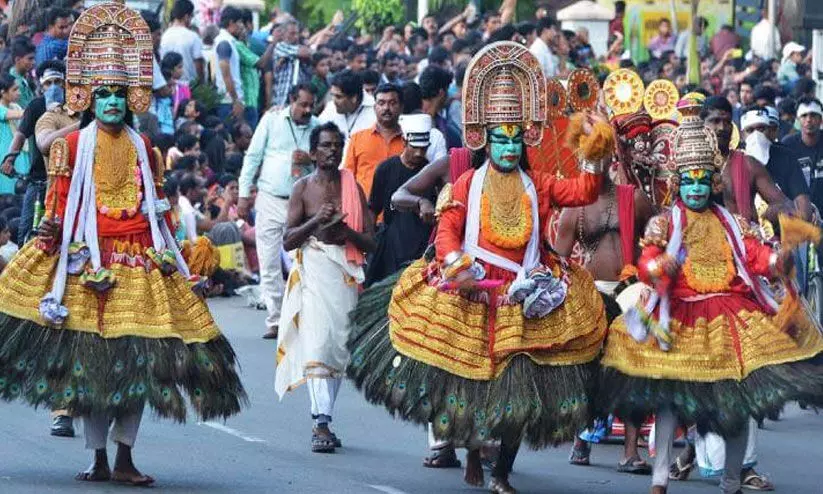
[418,198,436,224]
[37,217,60,241]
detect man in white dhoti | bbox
[274,122,375,453]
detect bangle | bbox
[768,252,779,276]
[442,251,472,280]
[579,158,604,174]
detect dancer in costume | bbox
[348,41,612,493]
[274,122,375,453]
[0,1,246,485]
[598,98,823,494]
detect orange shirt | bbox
[343,124,404,197]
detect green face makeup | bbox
[488,125,523,172]
[94,86,127,125]
[679,170,713,210]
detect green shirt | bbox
[9,67,34,109]
[310,74,329,113]
[236,41,260,109]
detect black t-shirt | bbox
[366,156,435,286]
[765,142,810,200]
[19,96,47,181]
[782,132,823,212]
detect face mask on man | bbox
[44,84,65,110]
[744,130,771,165]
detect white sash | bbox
[463,163,540,277]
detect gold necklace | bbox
[480,167,533,249]
[94,130,141,220]
[682,208,735,293]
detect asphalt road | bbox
[1,297,821,493]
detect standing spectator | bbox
[782,98,823,210]
[421,14,439,48]
[420,66,460,150]
[269,20,311,109]
[609,1,626,38]
[750,7,781,61]
[310,53,331,114]
[482,11,503,41]
[318,70,376,149]
[530,17,558,79]
[346,44,368,72]
[238,84,318,339]
[380,52,403,86]
[361,70,380,96]
[778,97,798,139]
[8,38,35,110]
[710,24,740,61]
[34,7,72,66]
[674,16,708,59]
[343,83,404,197]
[1,60,66,248]
[365,113,434,287]
[236,9,273,128]
[0,75,28,197]
[778,42,806,93]
[214,6,246,121]
[160,0,204,83]
[648,18,676,59]
[161,52,191,119]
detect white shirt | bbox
[529,37,557,79]
[750,20,782,61]
[178,195,200,242]
[239,108,318,198]
[160,25,204,83]
[318,91,376,157]
[427,127,448,164]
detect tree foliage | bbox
[352,0,405,33]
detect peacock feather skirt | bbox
[598,289,823,437]
[347,258,607,449]
[0,234,246,422]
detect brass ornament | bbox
[568,69,599,112]
[603,69,644,116]
[643,79,679,121]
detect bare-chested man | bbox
[555,169,655,474]
[274,122,375,453]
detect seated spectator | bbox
[167,132,201,169]
[0,216,18,272]
[178,172,207,241]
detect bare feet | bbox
[464,448,484,486]
[488,476,516,494]
[112,443,155,486]
[651,486,667,494]
[75,465,111,482]
[75,449,110,482]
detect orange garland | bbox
[480,193,533,249]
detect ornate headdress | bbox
[462,42,547,150]
[672,98,723,174]
[65,0,154,114]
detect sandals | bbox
[742,470,775,491]
[668,456,694,481]
[311,427,336,454]
[569,442,591,466]
[617,455,651,474]
[423,446,462,468]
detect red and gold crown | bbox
[65,0,154,114]
[462,42,547,150]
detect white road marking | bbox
[197,421,268,443]
[368,485,410,494]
